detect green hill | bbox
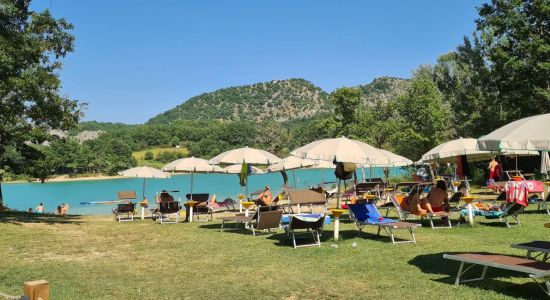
[147,78,330,124]
[356,76,409,104]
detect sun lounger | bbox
[112,191,137,222]
[512,241,550,262]
[157,201,182,224]
[389,194,452,229]
[113,203,136,222]
[348,203,419,244]
[249,210,283,236]
[286,214,326,248]
[444,253,550,296]
[458,202,524,227]
[220,205,279,232]
[286,189,327,214]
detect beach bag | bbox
[335,162,356,180]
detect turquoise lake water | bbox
[2,167,406,215]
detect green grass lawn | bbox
[0,206,549,299]
[132,147,190,169]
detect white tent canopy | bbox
[478,113,550,151]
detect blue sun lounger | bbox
[348,203,419,244]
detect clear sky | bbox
[32,0,485,124]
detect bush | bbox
[144,151,154,160]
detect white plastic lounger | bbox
[444,253,550,296]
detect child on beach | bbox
[35,202,45,214]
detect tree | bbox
[0,1,82,206]
[330,87,362,135]
[474,0,550,123]
[392,69,454,159]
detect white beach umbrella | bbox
[308,160,336,169]
[221,164,265,175]
[422,138,491,163]
[478,113,550,151]
[267,156,315,172]
[290,136,388,165]
[267,156,316,189]
[368,149,413,167]
[162,157,221,199]
[118,166,170,200]
[290,137,388,208]
[209,146,281,165]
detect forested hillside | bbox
[147,78,330,124]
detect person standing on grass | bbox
[488,157,498,180]
[35,202,44,214]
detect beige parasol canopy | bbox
[118,166,170,199]
[162,157,221,197]
[221,164,265,174]
[422,138,539,163]
[118,166,170,178]
[368,149,413,167]
[162,156,221,173]
[290,136,389,164]
[267,156,316,172]
[209,146,281,165]
[478,113,550,151]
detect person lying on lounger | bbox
[254,185,273,206]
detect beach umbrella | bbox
[290,136,388,165]
[267,156,316,189]
[221,163,264,199]
[209,146,281,165]
[162,157,221,200]
[209,147,279,199]
[118,166,170,200]
[478,113,550,151]
[422,138,491,163]
[290,137,389,208]
[360,149,413,182]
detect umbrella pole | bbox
[336,179,341,209]
[142,178,146,200]
[190,172,194,200]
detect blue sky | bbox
[32,0,485,124]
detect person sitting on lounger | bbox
[405,188,427,216]
[254,185,273,206]
[425,180,449,213]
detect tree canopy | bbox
[0,0,82,205]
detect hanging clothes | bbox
[505,180,528,206]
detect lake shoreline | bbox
[5,174,125,184]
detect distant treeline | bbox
[1,0,548,182]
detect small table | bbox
[139,199,148,220]
[461,196,475,225]
[512,241,550,262]
[186,201,199,223]
[241,201,255,217]
[330,209,346,241]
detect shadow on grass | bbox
[0,211,83,225]
[409,252,547,298]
